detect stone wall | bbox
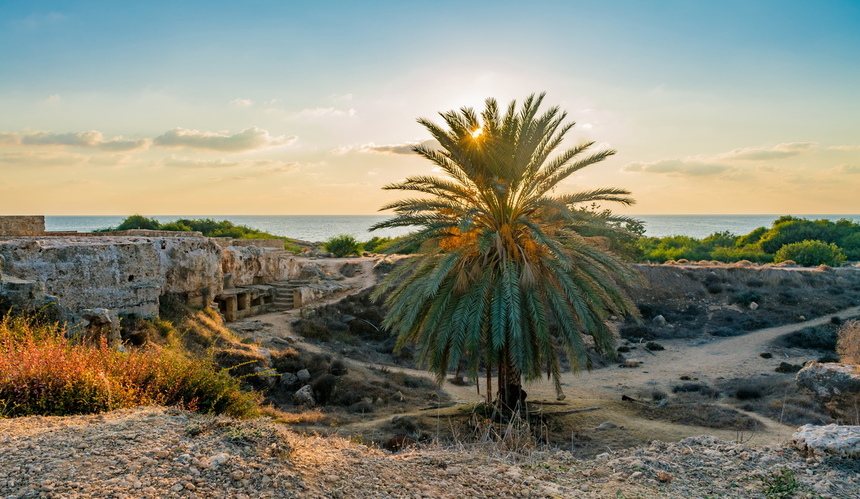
[0,216,45,236]
[0,236,223,318]
[221,246,301,286]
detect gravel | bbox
[1,406,858,498]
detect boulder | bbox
[297,369,311,383]
[791,424,860,458]
[280,372,299,387]
[796,362,860,423]
[293,385,316,406]
[78,308,121,346]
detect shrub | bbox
[0,316,259,418]
[324,234,360,257]
[115,214,161,230]
[779,325,838,351]
[645,341,665,351]
[775,362,802,373]
[362,236,390,253]
[732,290,762,307]
[837,320,860,364]
[672,382,719,398]
[774,240,846,267]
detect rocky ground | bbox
[2,406,859,499]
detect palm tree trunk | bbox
[486,362,492,405]
[496,349,525,412]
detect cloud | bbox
[45,94,61,104]
[828,145,860,151]
[624,141,821,178]
[623,158,734,176]
[230,98,254,107]
[834,164,860,174]
[162,156,240,169]
[716,142,818,161]
[160,155,301,173]
[334,139,439,155]
[0,130,151,151]
[99,137,152,151]
[153,127,296,152]
[0,150,88,167]
[293,107,357,118]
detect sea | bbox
[44,214,860,242]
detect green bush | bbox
[638,235,710,262]
[710,245,770,263]
[116,214,161,230]
[774,240,846,267]
[325,234,360,257]
[159,221,193,231]
[362,236,390,253]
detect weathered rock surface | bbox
[293,384,315,406]
[221,246,300,286]
[0,236,222,318]
[792,424,860,458]
[796,362,860,423]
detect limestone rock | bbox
[297,369,311,383]
[78,308,121,346]
[791,424,860,458]
[339,262,362,277]
[280,373,299,387]
[796,362,860,422]
[221,245,300,286]
[294,385,316,406]
[652,315,667,327]
[0,236,222,318]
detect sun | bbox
[471,127,483,138]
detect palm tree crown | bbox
[372,93,641,406]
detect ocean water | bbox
[44,214,860,242]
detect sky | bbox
[1,0,859,216]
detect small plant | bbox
[837,320,860,364]
[733,290,762,307]
[759,467,800,499]
[324,234,360,257]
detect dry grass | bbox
[0,315,260,418]
[837,320,860,364]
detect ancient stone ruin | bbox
[0,216,343,332]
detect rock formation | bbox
[792,424,860,458]
[796,362,860,424]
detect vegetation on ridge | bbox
[101,215,305,253]
[637,215,860,266]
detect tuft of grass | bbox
[759,467,800,499]
[0,315,260,418]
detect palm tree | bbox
[372,93,641,409]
